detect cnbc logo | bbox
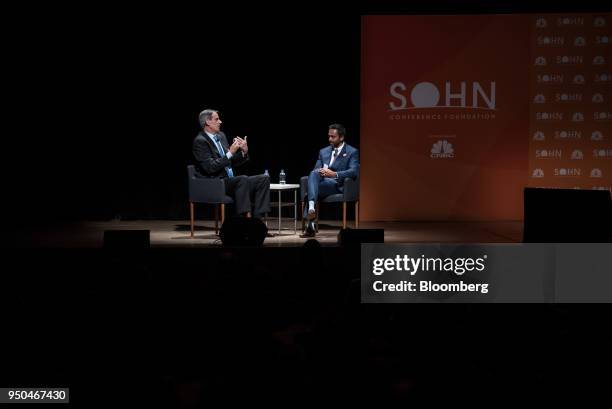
[389,81,496,111]
[430,140,455,159]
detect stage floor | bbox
[9,220,523,248]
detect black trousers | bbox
[224,174,271,217]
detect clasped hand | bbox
[229,136,248,155]
[318,167,336,178]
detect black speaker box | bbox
[523,187,611,242]
[338,228,384,246]
[103,230,151,250]
[220,217,268,246]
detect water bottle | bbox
[279,169,286,184]
[264,169,269,177]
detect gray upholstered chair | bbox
[187,165,234,236]
[300,176,359,231]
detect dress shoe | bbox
[300,222,316,238]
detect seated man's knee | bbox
[253,174,269,188]
[309,170,320,178]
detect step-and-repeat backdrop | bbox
[361,14,611,220]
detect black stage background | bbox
[5,1,611,226]
[2,2,612,405]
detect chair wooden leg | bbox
[221,203,225,225]
[355,201,359,228]
[214,204,219,235]
[190,201,195,237]
[315,202,319,232]
[342,202,347,229]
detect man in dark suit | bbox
[192,109,270,218]
[302,123,359,237]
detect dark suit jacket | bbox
[192,131,249,178]
[313,143,359,186]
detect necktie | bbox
[330,148,338,166]
[213,135,234,178]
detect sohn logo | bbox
[389,81,496,111]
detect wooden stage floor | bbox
[9,220,523,248]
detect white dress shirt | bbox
[205,131,233,159]
[328,142,344,168]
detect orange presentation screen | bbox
[361,14,611,221]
